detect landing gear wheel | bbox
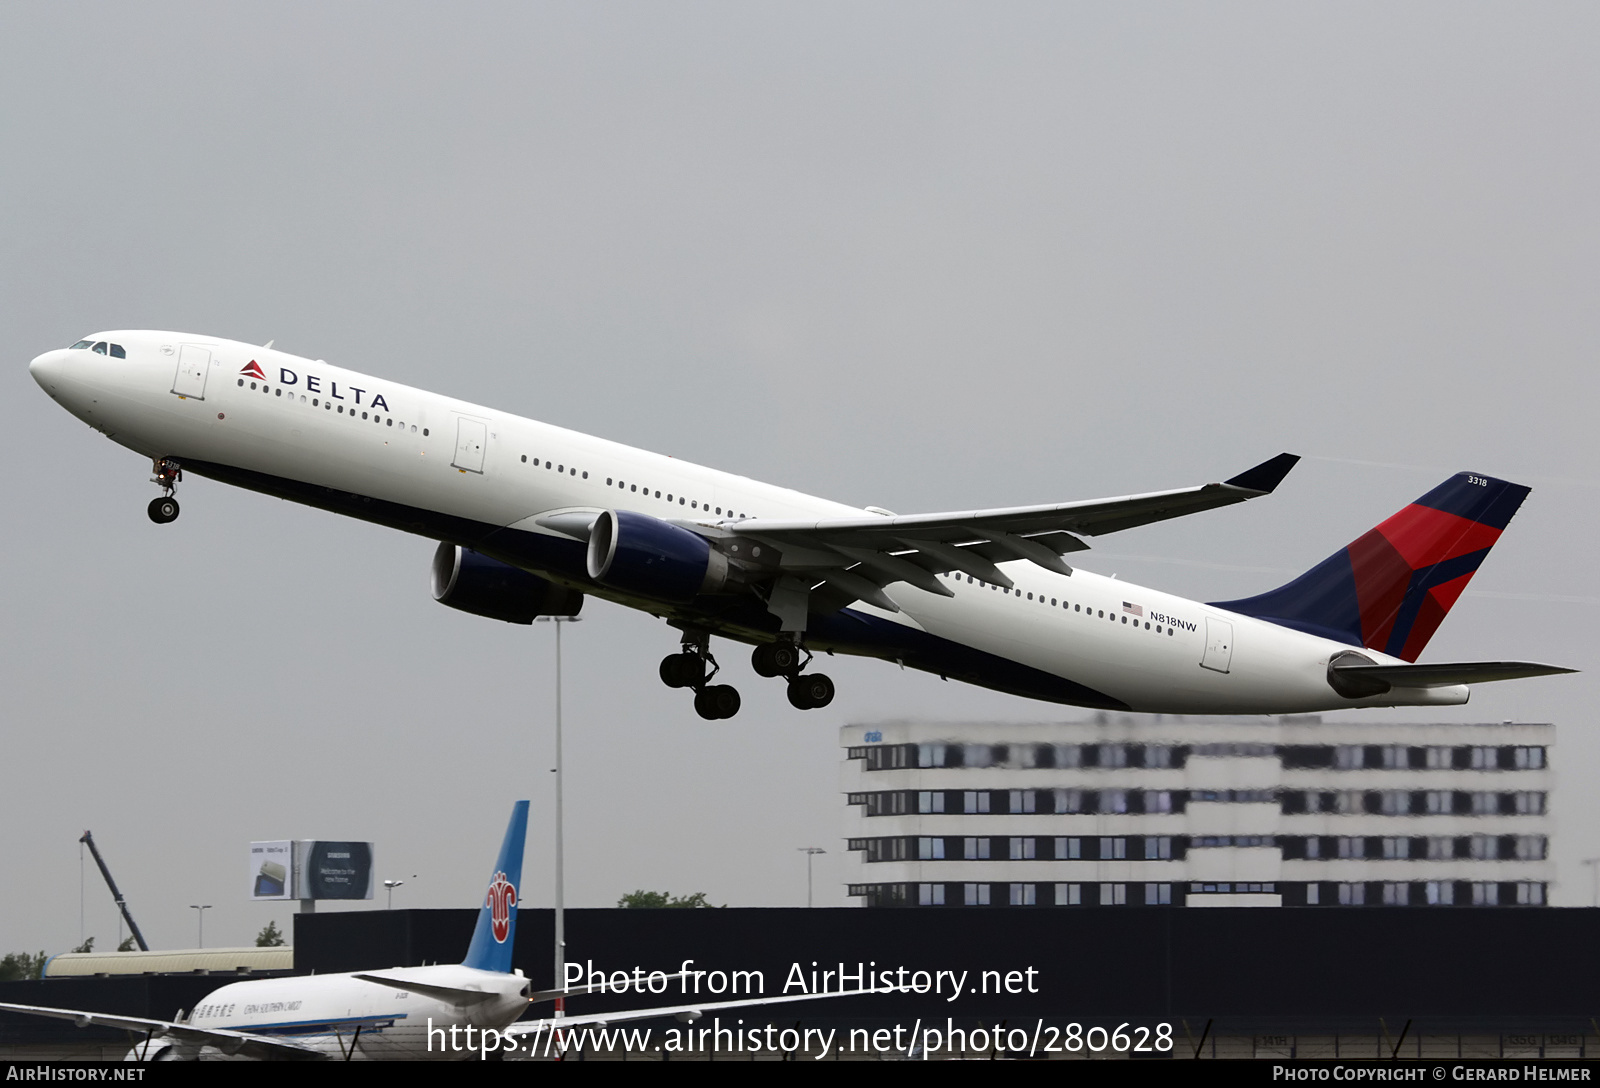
[659,652,705,689]
[786,673,835,710]
[751,642,801,678]
[693,685,741,720]
[147,497,180,524]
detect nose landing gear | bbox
[147,459,182,524]
[660,632,741,720]
[752,639,835,711]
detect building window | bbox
[1381,745,1409,769]
[1304,837,1321,859]
[1144,836,1172,860]
[1425,791,1451,814]
[963,791,991,814]
[964,883,990,906]
[1471,792,1498,815]
[1009,837,1036,860]
[1055,883,1082,905]
[1100,789,1128,814]
[1334,790,1363,814]
[1470,746,1497,770]
[1009,789,1037,814]
[1054,788,1084,814]
[1335,745,1365,769]
[1099,837,1128,860]
[1425,746,1452,769]
[963,744,996,768]
[1052,744,1082,768]
[1515,836,1547,861]
[917,791,944,814]
[1338,883,1366,905]
[918,837,945,861]
[918,883,945,906]
[1144,744,1173,769]
[1513,747,1545,770]
[1514,792,1546,815]
[1382,837,1410,859]
[1054,837,1082,860]
[1426,836,1453,860]
[1009,883,1037,906]
[1098,744,1128,768]
[1517,882,1545,906]
[1145,883,1172,905]
[1381,882,1408,906]
[1472,882,1499,906]
[1425,881,1454,906]
[1337,837,1365,859]
[917,743,946,768]
[1100,883,1127,905]
[1145,790,1173,814]
[1380,791,1410,815]
[963,838,991,861]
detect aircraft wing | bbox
[0,1001,328,1061]
[504,987,874,1037]
[723,453,1298,606]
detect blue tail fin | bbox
[461,801,529,973]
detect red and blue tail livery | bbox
[462,801,528,973]
[1215,473,1529,661]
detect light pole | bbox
[1583,858,1600,907]
[537,613,582,1018]
[798,847,826,908]
[189,904,212,948]
[383,878,413,910]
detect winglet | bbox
[1224,453,1300,494]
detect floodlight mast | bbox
[78,830,148,952]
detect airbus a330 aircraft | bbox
[29,332,1571,718]
[0,802,864,1060]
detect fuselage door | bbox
[172,345,211,399]
[1200,617,1234,673]
[452,417,488,474]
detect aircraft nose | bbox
[29,349,66,390]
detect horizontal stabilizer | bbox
[1331,659,1576,688]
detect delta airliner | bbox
[29,332,1572,719]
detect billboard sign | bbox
[249,841,294,900]
[296,841,374,900]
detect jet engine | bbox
[431,543,584,623]
[585,510,731,602]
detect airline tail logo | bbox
[486,871,517,943]
[240,360,266,381]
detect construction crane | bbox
[79,830,148,952]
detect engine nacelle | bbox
[431,543,584,624]
[585,510,729,602]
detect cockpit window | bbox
[109,344,126,358]
[92,342,108,354]
[70,340,92,349]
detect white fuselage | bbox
[166,964,529,1061]
[29,331,1466,715]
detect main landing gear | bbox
[660,633,742,720]
[751,639,835,711]
[147,458,182,524]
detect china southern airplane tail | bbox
[460,800,528,973]
[1213,472,1530,661]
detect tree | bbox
[117,936,137,952]
[71,937,94,954]
[616,890,719,909]
[255,921,285,947]
[0,952,46,981]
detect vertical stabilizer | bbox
[461,801,529,973]
[1213,473,1529,661]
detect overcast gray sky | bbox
[1,3,1595,953]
